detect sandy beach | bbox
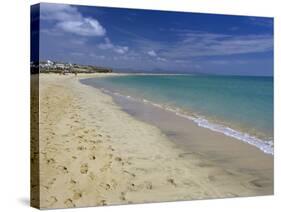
[36,73,273,209]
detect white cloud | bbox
[90,53,105,59]
[141,32,273,60]
[147,50,166,62]
[57,18,106,36]
[41,4,81,21]
[147,50,157,57]
[157,57,167,62]
[98,38,129,54]
[210,59,248,65]
[114,46,129,54]
[98,38,114,50]
[41,4,106,37]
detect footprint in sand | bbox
[89,154,96,160]
[100,183,111,190]
[46,158,55,165]
[88,172,95,181]
[167,178,177,187]
[144,181,153,190]
[128,183,138,192]
[123,170,136,178]
[115,157,122,162]
[108,145,115,151]
[100,162,112,172]
[73,191,83,200]
[46,196,57,206]
[58,165,68,174]
[77,135,85,139]
[77,146,87,151]
[48,178,56,187]
[105,184,111,190]
[64,198,75,207]
[120,192,126,201]
[80,163,88,174]
[99,200,107,206]
[70,179,77,185]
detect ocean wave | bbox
[100,87,274,155]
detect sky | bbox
[35,3,274,76]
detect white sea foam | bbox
[101,87,274,155]
[189,116,273,155]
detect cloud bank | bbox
[41,4,106,37]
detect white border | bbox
[0,0,280,211]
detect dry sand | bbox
[36,73,273,209]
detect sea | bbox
[80,75,274,155]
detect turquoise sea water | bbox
[81,75,274,154]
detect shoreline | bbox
[80,75,273,155]
[107,90,273,173]
[38,73,273,209]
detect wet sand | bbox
[112,94,273,190]
[37,73,273,209]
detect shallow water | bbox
[80,75,274,154]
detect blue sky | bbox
[38,3,273,76]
